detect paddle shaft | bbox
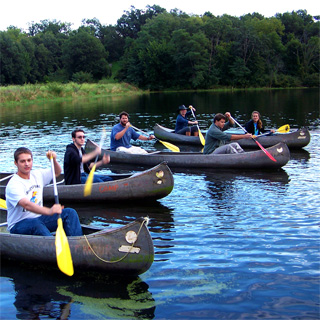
[230,116,277,162]
[50,157,59,204]
[0,174,14,183]
[130,125,150,137]
[189,107,205,145]
[189,107,200,132]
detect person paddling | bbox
[174,105,199,136]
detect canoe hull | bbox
[235,127,310,149]
[0,217,154,276]
[86,140,290,169]
[0,162,174,202]
[154,123,202,145]
[154,124,310,149]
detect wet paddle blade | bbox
[0,198,7,209]
[84,163,96,197]
[277,124,290,133]
[159,140,180,152]
[199,130,205,146]
[55,218,74,276]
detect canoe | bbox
[154,123,204,145]
[228,127,310,149]
[86,139,290,169]
[0,162,174,203]
[0,217,154,276]
[154,124,310,149]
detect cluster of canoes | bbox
[0,124,311,276]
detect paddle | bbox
[0,174,14,183]
[84,128,106,197]
[50,155,74,276]
[0,198,7,209]
[189,105,205,146]
[229,116,277,162]
[130,125,180,152]
[254,124,290,138]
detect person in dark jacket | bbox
[64,129,112,185]
[174,105,199,136]
[245,111,275,136]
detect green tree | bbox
[0,31,27,84]
[62,31,111,80]
[116,5,166,39]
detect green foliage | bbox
[0,9,319,90]
[72,71,94,83]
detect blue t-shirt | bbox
[110,124,140,151]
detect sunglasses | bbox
[76,135,86,139]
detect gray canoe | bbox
[154,123,310,149]
[0,162,174,203]
[86,139,290,170]
[0,217,154,276]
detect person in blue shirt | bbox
[174,105,199,136]
[110,111,155,154]
[203,112,252,154]
[245,111,275,137]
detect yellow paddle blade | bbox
[84,163,96,197]
[0,198,7,209]
[55,218,74,276]
[277,124,290,133]
[199,131,205,146]
[159,140,180,152]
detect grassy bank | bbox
[0,82,145,105]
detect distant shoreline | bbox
[0,82,311,106]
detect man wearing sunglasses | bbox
[64,129,112,185]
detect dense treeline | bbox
[0,6,319,89]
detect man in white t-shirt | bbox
[5,147,83,236]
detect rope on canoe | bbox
[83,217,149,264]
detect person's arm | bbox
[90,153,110,169]
[138,134,155,141]
[230,133,252,140]
[18,197,63,216]
[82,148,100,164]
[225,112,234,126]
[46,151,61,177]
[115,122,130,140]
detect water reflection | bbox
[66,201,175,233]
[1,261,156,320]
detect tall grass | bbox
[0,82,144,104]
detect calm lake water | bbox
[0,89,319,319]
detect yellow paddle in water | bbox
[0,198,7,209]
[130,125,180,152]
[84,128,106,197]
[50,155,74,276]
[189,106,205,146]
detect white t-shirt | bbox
[6,168,52,230]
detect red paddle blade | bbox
[254,139,277,162]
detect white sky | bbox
[0,0,318,31]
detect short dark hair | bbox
[72,129,85,138]
[214,113,227,123]
[14,147,32,162]
[119,111,129,118]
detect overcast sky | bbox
[0,0,318,31]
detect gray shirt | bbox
[203,122,233,154]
